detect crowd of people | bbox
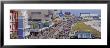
[26,15,77,39]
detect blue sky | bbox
[58,9,101,16]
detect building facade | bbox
[10,10,18,39]
[80,13,100,20]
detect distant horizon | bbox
[56,9,101,17]
[13,9,101,17]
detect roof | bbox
[75,32,92,34]
[28,19,41,21]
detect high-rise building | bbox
[18,16,24,39]
[18,10,30,39]
[21,10,30,37]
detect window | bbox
[83,33,90,38]
[78,34,83,38]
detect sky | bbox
[58,9,101,16]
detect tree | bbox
[32,22,37,29]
